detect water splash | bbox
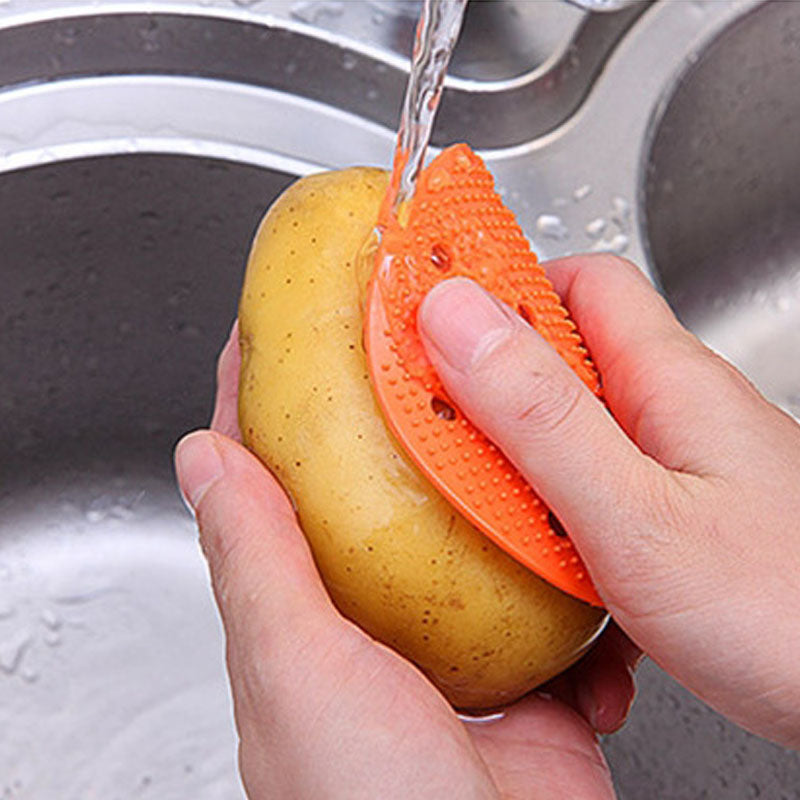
[385,0,468,215]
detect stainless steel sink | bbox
[1,1,799,797]
[645,0,800,421]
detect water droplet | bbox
[573,184,592,202]
[366,87,380,101]
[54,26,78,46]
[585,218,607,239]
[342,52,357,71]
[285,61,297,76]
[40,609,62,630]
[592,233,629,255]
[110,500,138,520]
[611,196,631,230]
[536,214,569,240]
[86,508,106,523]
[0,631,33,675]
[290,1,344,24]
[43,630,62,648]
[290,1,314,21]
[52,587,110,606]
[20,666,39,684]
[610,234,629,254]
[139,19,160,53]
[612,196,630,215]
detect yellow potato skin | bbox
[238,167,607,709]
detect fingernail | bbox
[576,681,602,731]
[175,431,224,509]
[418,278,513,372]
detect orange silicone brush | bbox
[364,143,603,607]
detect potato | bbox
[238,167,607,710]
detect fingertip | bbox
[542,253,648,299]
[181,431,334,634]
[175,429,225,510]
[194,429,297,523]
[418,277,514,374]
[576,667,637,735]
[575,627,642,734]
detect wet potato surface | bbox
[237,167,607,710]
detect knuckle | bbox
[610,469,702,596]
[512,368,586,438]
[470,330,592,443]
[577,252,642,285]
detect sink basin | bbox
[0,154,294,796]
[1,1,799,797]
[645,0,800,419]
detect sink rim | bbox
[0,0,652,148]
[0,0,771,281]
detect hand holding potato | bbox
[418,258,800,750]
[174,206,800,796]
[174,323,622,800]
[235,169,608,709]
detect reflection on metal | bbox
[2,1,798,797]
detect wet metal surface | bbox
[1,1,799,796]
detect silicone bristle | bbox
[365,143,603,606]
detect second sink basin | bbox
[645,0,800,419]
[1,1,799,797]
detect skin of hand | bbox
[173,295,646,799]
[175,249,800,797]
[416,255,800,750]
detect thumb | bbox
[174,430,338,672]
[417,278,666,592]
